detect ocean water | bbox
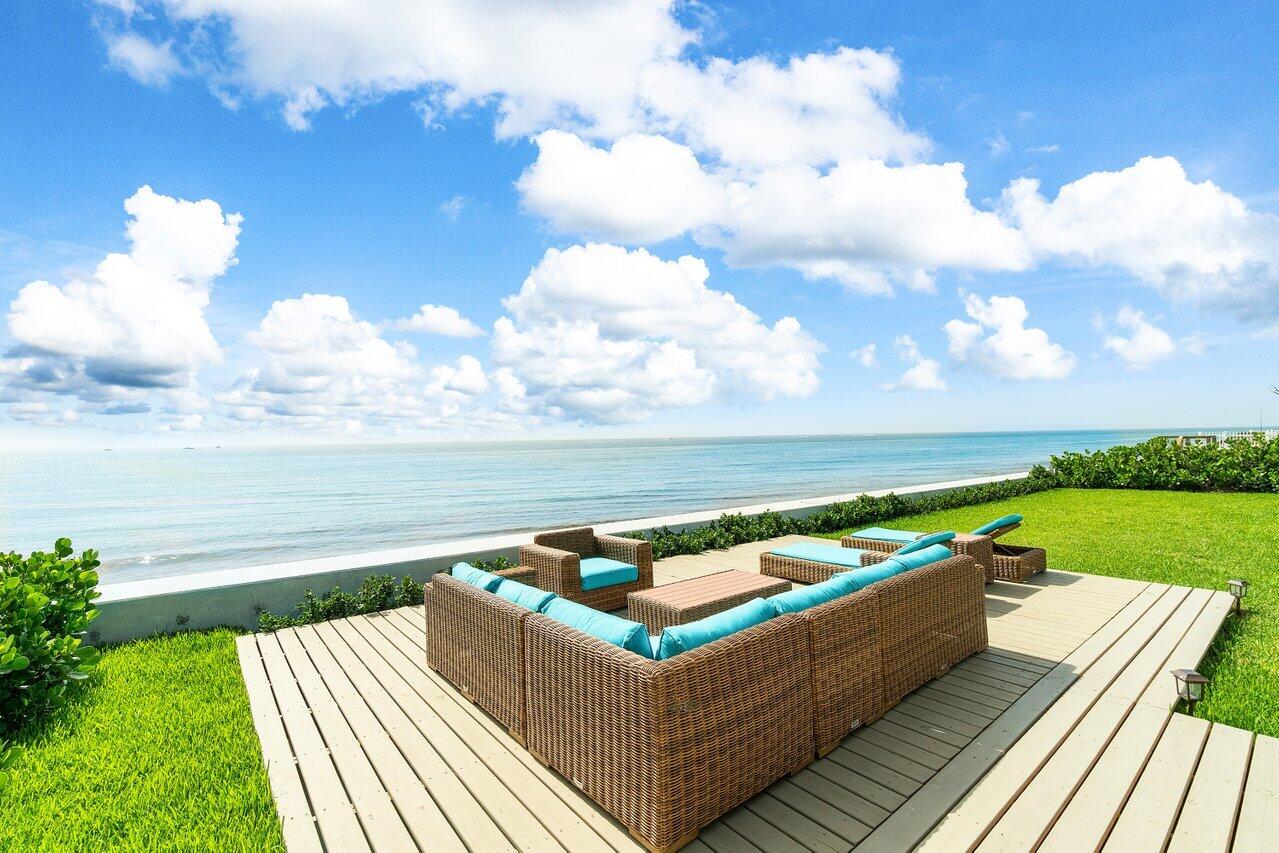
[1,430,1168,582]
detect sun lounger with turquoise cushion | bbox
[839,514,1024,585]
[760,533,958,584]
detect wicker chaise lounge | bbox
[519,526,653,611]
[760,532,955,585]
[843,513,1044,582]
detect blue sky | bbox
[2,1,1277,447]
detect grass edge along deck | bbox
[237,535,1248,852]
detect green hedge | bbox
[1038,436,1279,492]
[256,556,514,632]
[1,539,103,786]
[628,473,1056,559]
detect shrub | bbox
[257,567,447,632]
[630,472,1058,559]
[1039,435,1279,492]
[1,539,102,738]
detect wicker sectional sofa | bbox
[424,553,987,852]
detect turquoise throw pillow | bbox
[656,597,775,659]
[492,578,557,612]
[541,598,653,658]
[897,530,955,555]
[972,513,1024,536]
[451,561,502,592]
[766,574,859,615]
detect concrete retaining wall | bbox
[92,471,1029,643]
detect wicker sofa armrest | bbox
[596,534,654,590]
[524,614,813,851]
[872,554,987,705]
[424,573,531,740]
[494,565,538,585]
[518,543,580,598]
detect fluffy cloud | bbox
[944,293,1076,380]
[5,186,239,410]
[880,335,946,391]
[1002,156,1279,319]
[490,243,822,422]
[518,131,726,243]
[521,133,1029,294]
[101,0,693,136]
[393,303,484,337]
[105,32,180,85]
[851,343,878,368]
[1100,307,1183,369]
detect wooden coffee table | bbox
[627,570,792,633]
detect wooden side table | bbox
[627,570,792,633]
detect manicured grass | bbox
[822,488,1279,737]
[0,629,282,851]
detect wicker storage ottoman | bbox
[628,570,791,633]
[840,532,995,584]
[991,543,1047,582]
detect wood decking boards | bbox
[238,534,1250,852]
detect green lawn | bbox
[0,629,283,851]
[822,488,1278,737]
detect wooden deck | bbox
[237,535,1267,852]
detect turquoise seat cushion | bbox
[891,543,954,570]
[766,574,860,615]
[770,542,868,568]
[492,578,557,612]
[655,598,775,660]
[578,556,639,591]
[851,526,922,543]
[972,513,1024,536]
[541,598,653,658]
[451,561,502,592]
[897,530,956,555]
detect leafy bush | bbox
[630,472,1058,559]
[1039,436,1279,492]
[1,539,101,740]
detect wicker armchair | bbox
[519,526,653,611]
[423,565,537,743]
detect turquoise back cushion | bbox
[770,542,867,568]
[892,543,954,569]
[766,574,859,615]
[835,560,909,591]
[972,513,1024,536]
[451,561,502,592]
[897,530,955,555]
[492,578,557,612]
[541,598,653,658]
[656,598,776,660]
[850,526,921,543]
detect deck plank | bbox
[1234,733,1279,852]
[1167,723,1254,853]
[1102,713,1210,852]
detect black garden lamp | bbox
[1171,668,1208,714]
[1227,578,1250,614]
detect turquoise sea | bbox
[2,430,1171,582]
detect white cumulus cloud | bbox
[944,292,1076,380]
[490,243,822,423]
[1002,156,1279,320]
[881,335,946,391]
[5,186,239,405]
[851,343,878,368]
[105,32,181,86]
[1101,306,1181,369]
[393,303,484,337]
